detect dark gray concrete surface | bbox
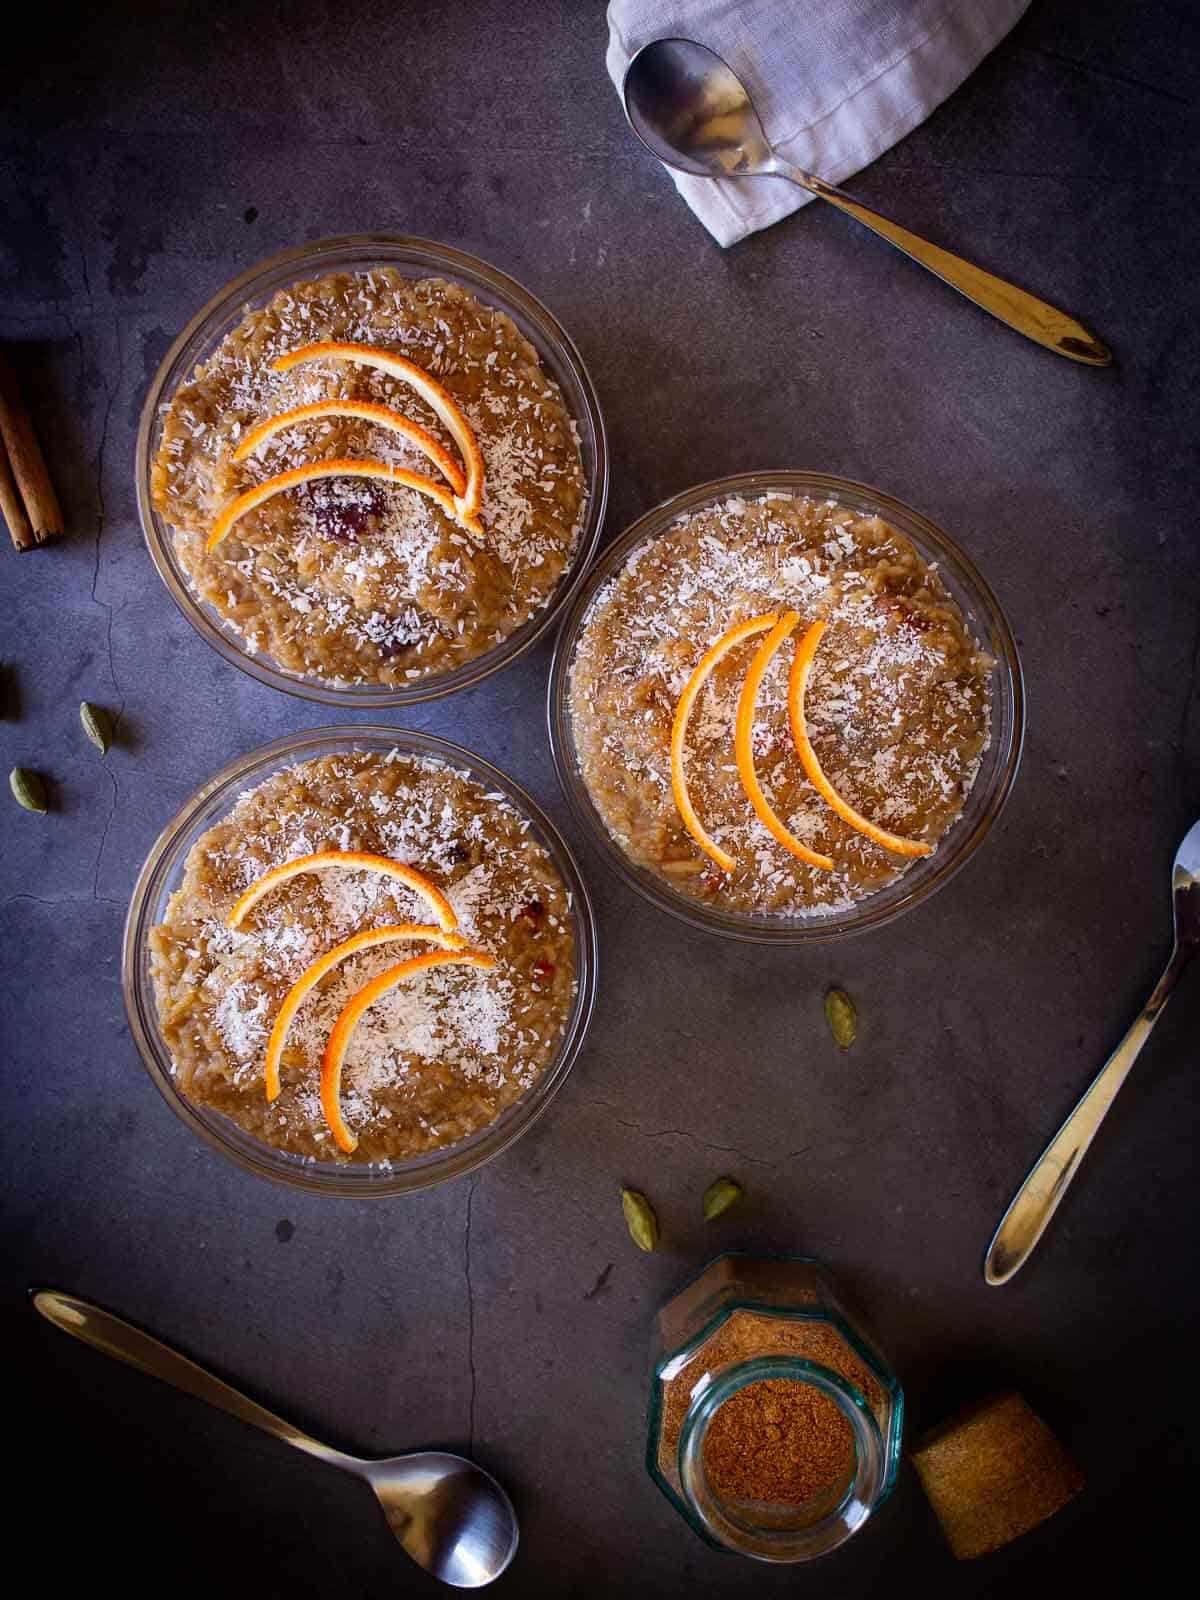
[2,2,1198,1594]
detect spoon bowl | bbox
[623,37,771,177]
[33,1291,518,1588]
[1171,817,1200,946]
[623,37,1112,364]
[366,1451,518,1589]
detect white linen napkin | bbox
[606,0,1030,247]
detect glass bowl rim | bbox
[121,723,599,1196]
[135,233,610,708]
[547,469,1025,944]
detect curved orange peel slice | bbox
[321,947,495,1153]
[227,850,457,934]
[262,923,466,1104]
[233,400,467,495]
[272,342,484,529]
[735,612,835,872]
[670,613,780,873]
[207,459,465,552]
[788,619,933,859]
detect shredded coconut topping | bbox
[152,270,588,688]
[150,749,576,1162]
[570,495,992,917]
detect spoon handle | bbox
[984,944,1192,1284]
[776,164,1111,366]
[33,1290,356,1470]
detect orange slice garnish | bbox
[735,612,835,872]
[233,400,467,496]
[788,619,933,859]
[321,947,495,1153]
[272,342,484,529]
[206,459,464,552]
[262,923,466,1104]
[227,850,457,934]
[670,613,780,873]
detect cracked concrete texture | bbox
[3,1,1199,1596]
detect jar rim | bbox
[677,1354,885,1563]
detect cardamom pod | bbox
[80,701,114,755]
[825,987,857,1049]
[10,767,47,813]
[620,1187,659,1252]
[702,1176,743,1221]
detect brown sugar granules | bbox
[656,1310,886,1497]
[703,1377,855,1505]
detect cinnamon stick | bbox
[0,434,33,553]
[0,349,63,550]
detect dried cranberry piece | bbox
[519,898,545,928]
[298,479,386,544]
[531,959,556,982]
[377,638,415,661]
[752,727,785,759]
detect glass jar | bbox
[647,1255,903,1562]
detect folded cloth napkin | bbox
[606,0,1029,246]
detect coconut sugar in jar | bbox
[647,1255,903,1561]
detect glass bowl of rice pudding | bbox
[549,472,1022,943]
[136,236,607,707]
[123,728,597,1195]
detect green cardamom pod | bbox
[620,1187,659,1252]
[80,701,114,755]
[825,987,857,1049]
[10,767,47,813]
[702,1176,743,1221]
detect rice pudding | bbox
[149,749,576,1162]
[568,493,991,917]
[151,269,586,688]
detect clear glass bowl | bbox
[136,235,609,707]
[548,471,1024,943]
[122,727,598,1196]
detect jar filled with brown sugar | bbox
[647,1255,903,1561]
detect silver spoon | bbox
[623,37,1112,366]
[985,818,1200,1284]
[33,1290,518,1588]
